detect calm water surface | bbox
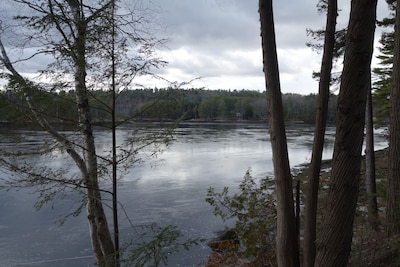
[0,123,387,266]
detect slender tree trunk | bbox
[387,0,400,236]
[72,2,115,266]
[259,1,299,266]
[365,87,379,231]
[1,4,116,264]
[111,1,120,266]
[75,40,116,267]
[315,0,377,266]
[303,0,337,266]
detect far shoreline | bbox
[1,119,327,131]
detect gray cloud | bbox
[153,0,389,93]
[1,0,391,94]
[158,0,260,51]
[152,0,329,93]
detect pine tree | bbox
[372,0,396,126]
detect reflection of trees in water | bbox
[0,124,388,265]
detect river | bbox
[0,122,387,266]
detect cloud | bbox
[151,0,327,93]
[1,0,391,95]
[159,48,261,77]
[153,0,390,94]
[158,0,260,50]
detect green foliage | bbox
[306,27,346,61]
[140,99,183,120]
[0,88,342,124]
[197,93,259,120]
[372,0,396,126]
[0,83,78,125]
[122,224,201,267]
[206,170,277,265]
[0,91,26,122]
[282,93,337,124]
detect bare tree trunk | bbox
[303,0,337,266]
[259,1,299,266]
[315,0,377,266]
[72,2,115,266]
[387,0,400,236]
[365,87,379,231]
[1,19,116,266]
[110,1,120,266]
[75,62,115,267]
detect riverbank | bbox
[201,148,399,266]
[297,148,400,267]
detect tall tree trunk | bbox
[258,1,299,266]
[72,2,115,266]
[1,5,116,264]
[303,0,337,266]
[75,36,116,267]
[315,0,377,266]
[110,1,120,266]
[365,87,379,231]
[387,0,400,236]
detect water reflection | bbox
[0,123,387,266]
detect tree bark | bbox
[110,1,120,266]
[387,0,400,236]
[365,87,379,231]
[71,2,115,266]
[1,10,116,264]
[259,1,299,266]
[75,51,115,267]
[303,0,337,266]
[315,0,377,266]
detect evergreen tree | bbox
[372,0,396,126]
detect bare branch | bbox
[0,38,87,176]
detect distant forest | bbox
[0,88,338,124]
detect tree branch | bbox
[0,37,87,177]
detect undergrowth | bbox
[203,148,400,266]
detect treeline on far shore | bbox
[0,88,338,124]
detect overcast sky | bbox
[136,0,389,95]
[1,0,391,95]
